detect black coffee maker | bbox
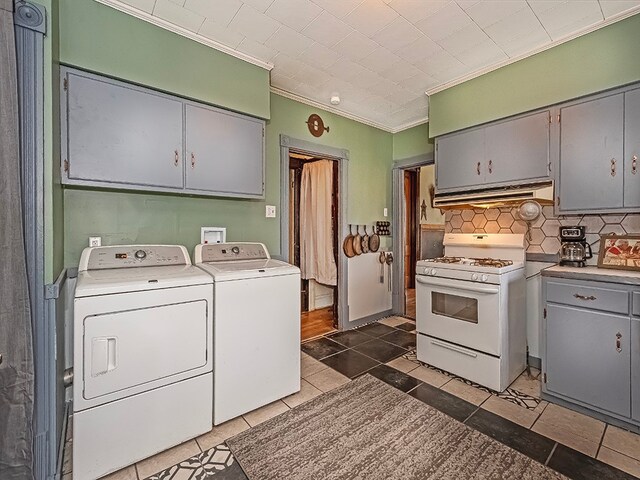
[559,226,592,267]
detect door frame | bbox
[279,135,350,330]
[392,153,434,316]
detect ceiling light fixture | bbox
[330,93,340,105]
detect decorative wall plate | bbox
[306,114,329,137]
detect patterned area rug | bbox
[227,375,567,480]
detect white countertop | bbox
[542,265,640,286]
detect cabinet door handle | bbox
[616,332,622,353]
[488,159,493,174]
[476,162,481,175]
[611,158,616,176]
[573,293,596,301]
[174,150,179,166]
[632,155,637,175]
[191,152,196,169]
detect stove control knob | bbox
[231,246,240,254]
[134,250,147,260]
[430,268,437,276]
[471,273,478,281]
[481,274,489,282]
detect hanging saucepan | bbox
[343,224,356,258]
[361,225,370,253]
[352,225,363,255]
[369,224,380,253]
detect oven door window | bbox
[431,291,478,324]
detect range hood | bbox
[433,181,554,210]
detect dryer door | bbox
[83,300,207,400]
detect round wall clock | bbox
[306,114,330,137]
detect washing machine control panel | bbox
[200,243,269,262]
[84,245,190,270]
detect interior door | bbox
[625,88,640,208]
[546,304,630,417]
[185,104,264,197]
[83,300,208,400]
[485,110,550,185]
[436,128,485,190]
[559,94,624,211]
[65,70,184,188]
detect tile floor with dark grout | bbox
[62,316,640,480]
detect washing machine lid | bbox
[76,265,213,297]
[197,259,300,281]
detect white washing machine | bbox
[73,245,213,480]
[194,242,300,425]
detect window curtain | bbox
[300,160,337,286]
[0,0,35,477]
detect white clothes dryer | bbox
[194,243,300,425]
[72,245,213,480]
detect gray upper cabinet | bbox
[558,93,624,212]
[64,70,184,189]
[436,128,485,190]
[484,110,550,185]
[435,110,550,192]
[624,87,640,208]
[61,67,265,199]
[185,104,264,197]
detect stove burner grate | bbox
[427,256,513,268]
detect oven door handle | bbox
[416,276,499,295]
[430,339,478,358]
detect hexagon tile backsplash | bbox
[444,206,640,261]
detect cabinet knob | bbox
[191,152,196,169]
[632,155,637,175]
[610,158,616,177]
[616,331,622,353]
[174,150,179,166]
[476,162,481,175]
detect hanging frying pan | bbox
[343,224,356,258]
[369,224,380,253]
[361,225,370,253]
[353,225,363,255]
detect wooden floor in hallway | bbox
[301,306,336,341]
[405,288,415,319]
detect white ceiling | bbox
[100,0,640,132]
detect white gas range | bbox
[415,233,526,392]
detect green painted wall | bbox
[392,123,432,160]
[63,94,393,266]
[59,0,270,119]
[429,14,640,137]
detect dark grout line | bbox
[462,405,483,424]
[595,424,608,459]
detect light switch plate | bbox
[383,208,388,217]
[89,236,102,247]
[266,205,276,218]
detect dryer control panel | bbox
[199,243,269,263]
[79,245,191,271]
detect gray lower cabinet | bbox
[545,304,630,417]
[558,93,624,212]
[633,318,640,421]
[435,127,485,190]
[64,69,184,189]
[484,110,550,185]
[185,104,264,197]
[61,67,265,199]
[624,87,640,208]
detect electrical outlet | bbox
[383,208,388,217]
[266,205,276,218]
[89,236,102,247]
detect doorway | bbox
[392,157,445,318]
[289,151,339,341]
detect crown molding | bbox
[426,8,640,96]
[95,0,274,71]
